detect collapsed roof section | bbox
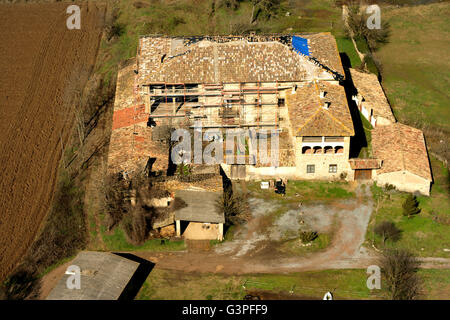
[137,33,345,85]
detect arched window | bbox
[313,146,323,154]
[302,146,312,154]
[335,146,344,154]
[324,146,334,154]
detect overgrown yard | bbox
[366,156,450,257]
[335,36,362,68]
[136,268,449,300]
[247,180,355,203]
[213,181,359,258]
[100,226,186,252]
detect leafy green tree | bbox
[402,194,421,218]
[374,221,401,245]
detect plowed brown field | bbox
[0,2,105,280]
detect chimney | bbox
[320,91,326,98]
[323,102,330,110]
[291,84,297,94]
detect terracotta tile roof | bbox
[349,158,382,170]
[302,32,345,76]
[349,68,396,122]
[372,123,432,181]
[137,34,344,84]
[286,81,355,137]
[114,59,137,111]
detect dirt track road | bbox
[39,185,450,299]
[138,189,377,274]
[0,2,105,280]
[136,186,450,274]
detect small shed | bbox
[174,190,225,241]
[46,251,143,300]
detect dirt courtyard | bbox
[0,2,105,280]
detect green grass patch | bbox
[354,36,370,55]
[224,225,236,241]
[247,180,354,203]
[279,232,331,255]
[376,3,450,130]
[358,110,373,158]
[335,36,361,68]
[136,269,450,300]
[39,255,76,278]
[101,226,186,252]
[137,267,449,300]
[367,160,450,257]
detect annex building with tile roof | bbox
[372,123,432,195]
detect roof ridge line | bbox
[295,82,323,134]
[324,108,353,135]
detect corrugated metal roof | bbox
[46,252,139,300]
[174,190,225,223]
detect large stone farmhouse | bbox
[107,33,432,196]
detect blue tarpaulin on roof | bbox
[292,36,309,56]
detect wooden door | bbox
[354,169,372,180]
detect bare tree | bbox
[122,206,147,245]
[103,172,131,230]
[380,249,422,300]
[216,190,246,226]
[347,3,391,51]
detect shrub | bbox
[380,249,422,300]
[374,221,401,245]
[0,268,40,300]
[123,207,147,245]
[300,231,318,243]
[107,22,125,40]
[217,0,241,10]
[402,194,421,218]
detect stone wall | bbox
[374,170,431,196]
[293,136,352,180]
